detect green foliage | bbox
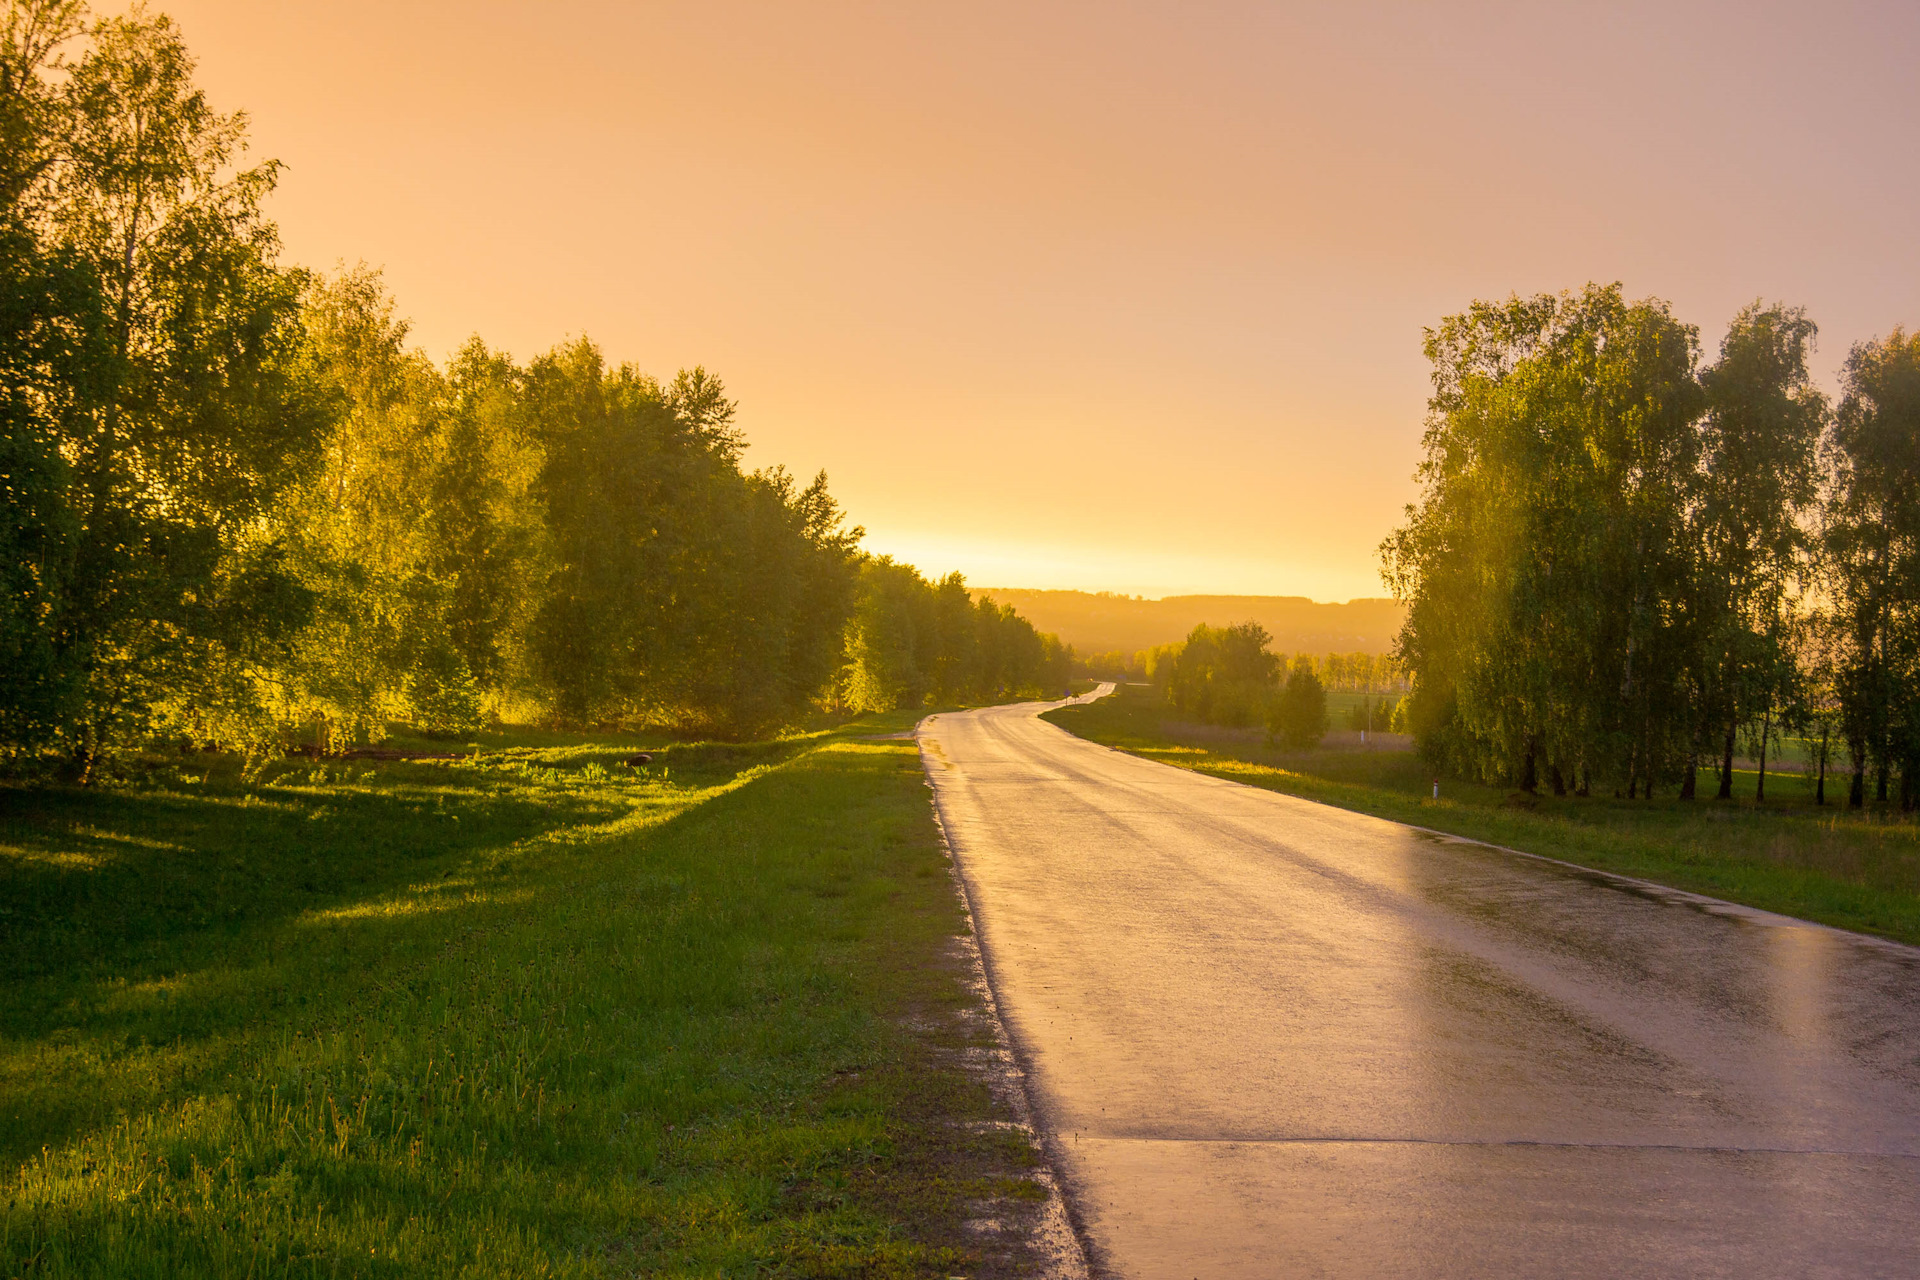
[1074,649,1146,681]
[0,227,100,756]
[1823,329,1920,808]
[273,288,882,742]
[842,558,934,712]
[0,4,328,772]
[0,3,1059,763]
[1692,303,1827,799]
[271,267,486,746]
[1268,658,1329,748]
[1344,694,1398,732]
[1385,285,1920,809]
[840,561,1070,712]
[1313,651,1402,692]
[1142,636,1402,732]
[1151,621,1279,727]
[1388,695,1412,734]
[1395,284,1703,790]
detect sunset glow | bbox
[153,1,1920,596]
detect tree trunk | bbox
[1521,739,1538,794]
[1717,726,1735,800]
[1551,764,1567,797]
[72,728,99,787]
[1815,727,1828,806]
[1577,767,1590,798]
[1754,707,1772,802]
[1850,739,1866,808]
[1876,756,1889,803]
[1681,721,1697,802]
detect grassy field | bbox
[1046,684,1920,947]
[0,718,1056,1277]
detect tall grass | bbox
[1,723,1045,1276]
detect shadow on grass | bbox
[0,732,827,996]
[0,728,1039,1277]
[0,728,847,1163]
[0,775,605,992]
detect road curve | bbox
[919,689,1920,1279]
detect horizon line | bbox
[967,586,1402,607]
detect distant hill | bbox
[973,589,1406,657]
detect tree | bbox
[927,572,980,702]
[0,5,325,770]
[522,344,864,734]
[274,267,486,746]
[842,559,934,713]
[1345,695,1398,732]
[1268,659,1328,749]
[1384,284,1704,796]
[0,1,84,215]
[1693,303,1824,799]
[839,566,1068,713]
[1157,622,1279,727]
[1795,609,1846,806]
[0,230,106,756]
[432,336,549,705]
[683,464,861,736]
[1823,330,1920,808]
[0,1,1073,761]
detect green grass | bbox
[0,719,1051,1277]
[1046,684,1920,947]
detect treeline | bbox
[1385,283,1920,808]
[1300,652,1404,694]
[984,587,1406,658]
[1074,650,1146,682]
[1078,647,1405,693]
[1134,623,1400,746]
[0,4,1061,772]
[841,561,1070,712]
[1140,629,1401,721]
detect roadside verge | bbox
[1043,685,1920,948]
[1,721,1080,1276]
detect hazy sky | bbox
[158,0,1920,600]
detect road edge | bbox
[916,711,1097,1280]
[1042,705,1920,958]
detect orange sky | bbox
[158,1,1920,600]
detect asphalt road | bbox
[919,689,1920,1278]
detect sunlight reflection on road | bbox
[922,696,1920,1278]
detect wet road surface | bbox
[919,690,1920,1278]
